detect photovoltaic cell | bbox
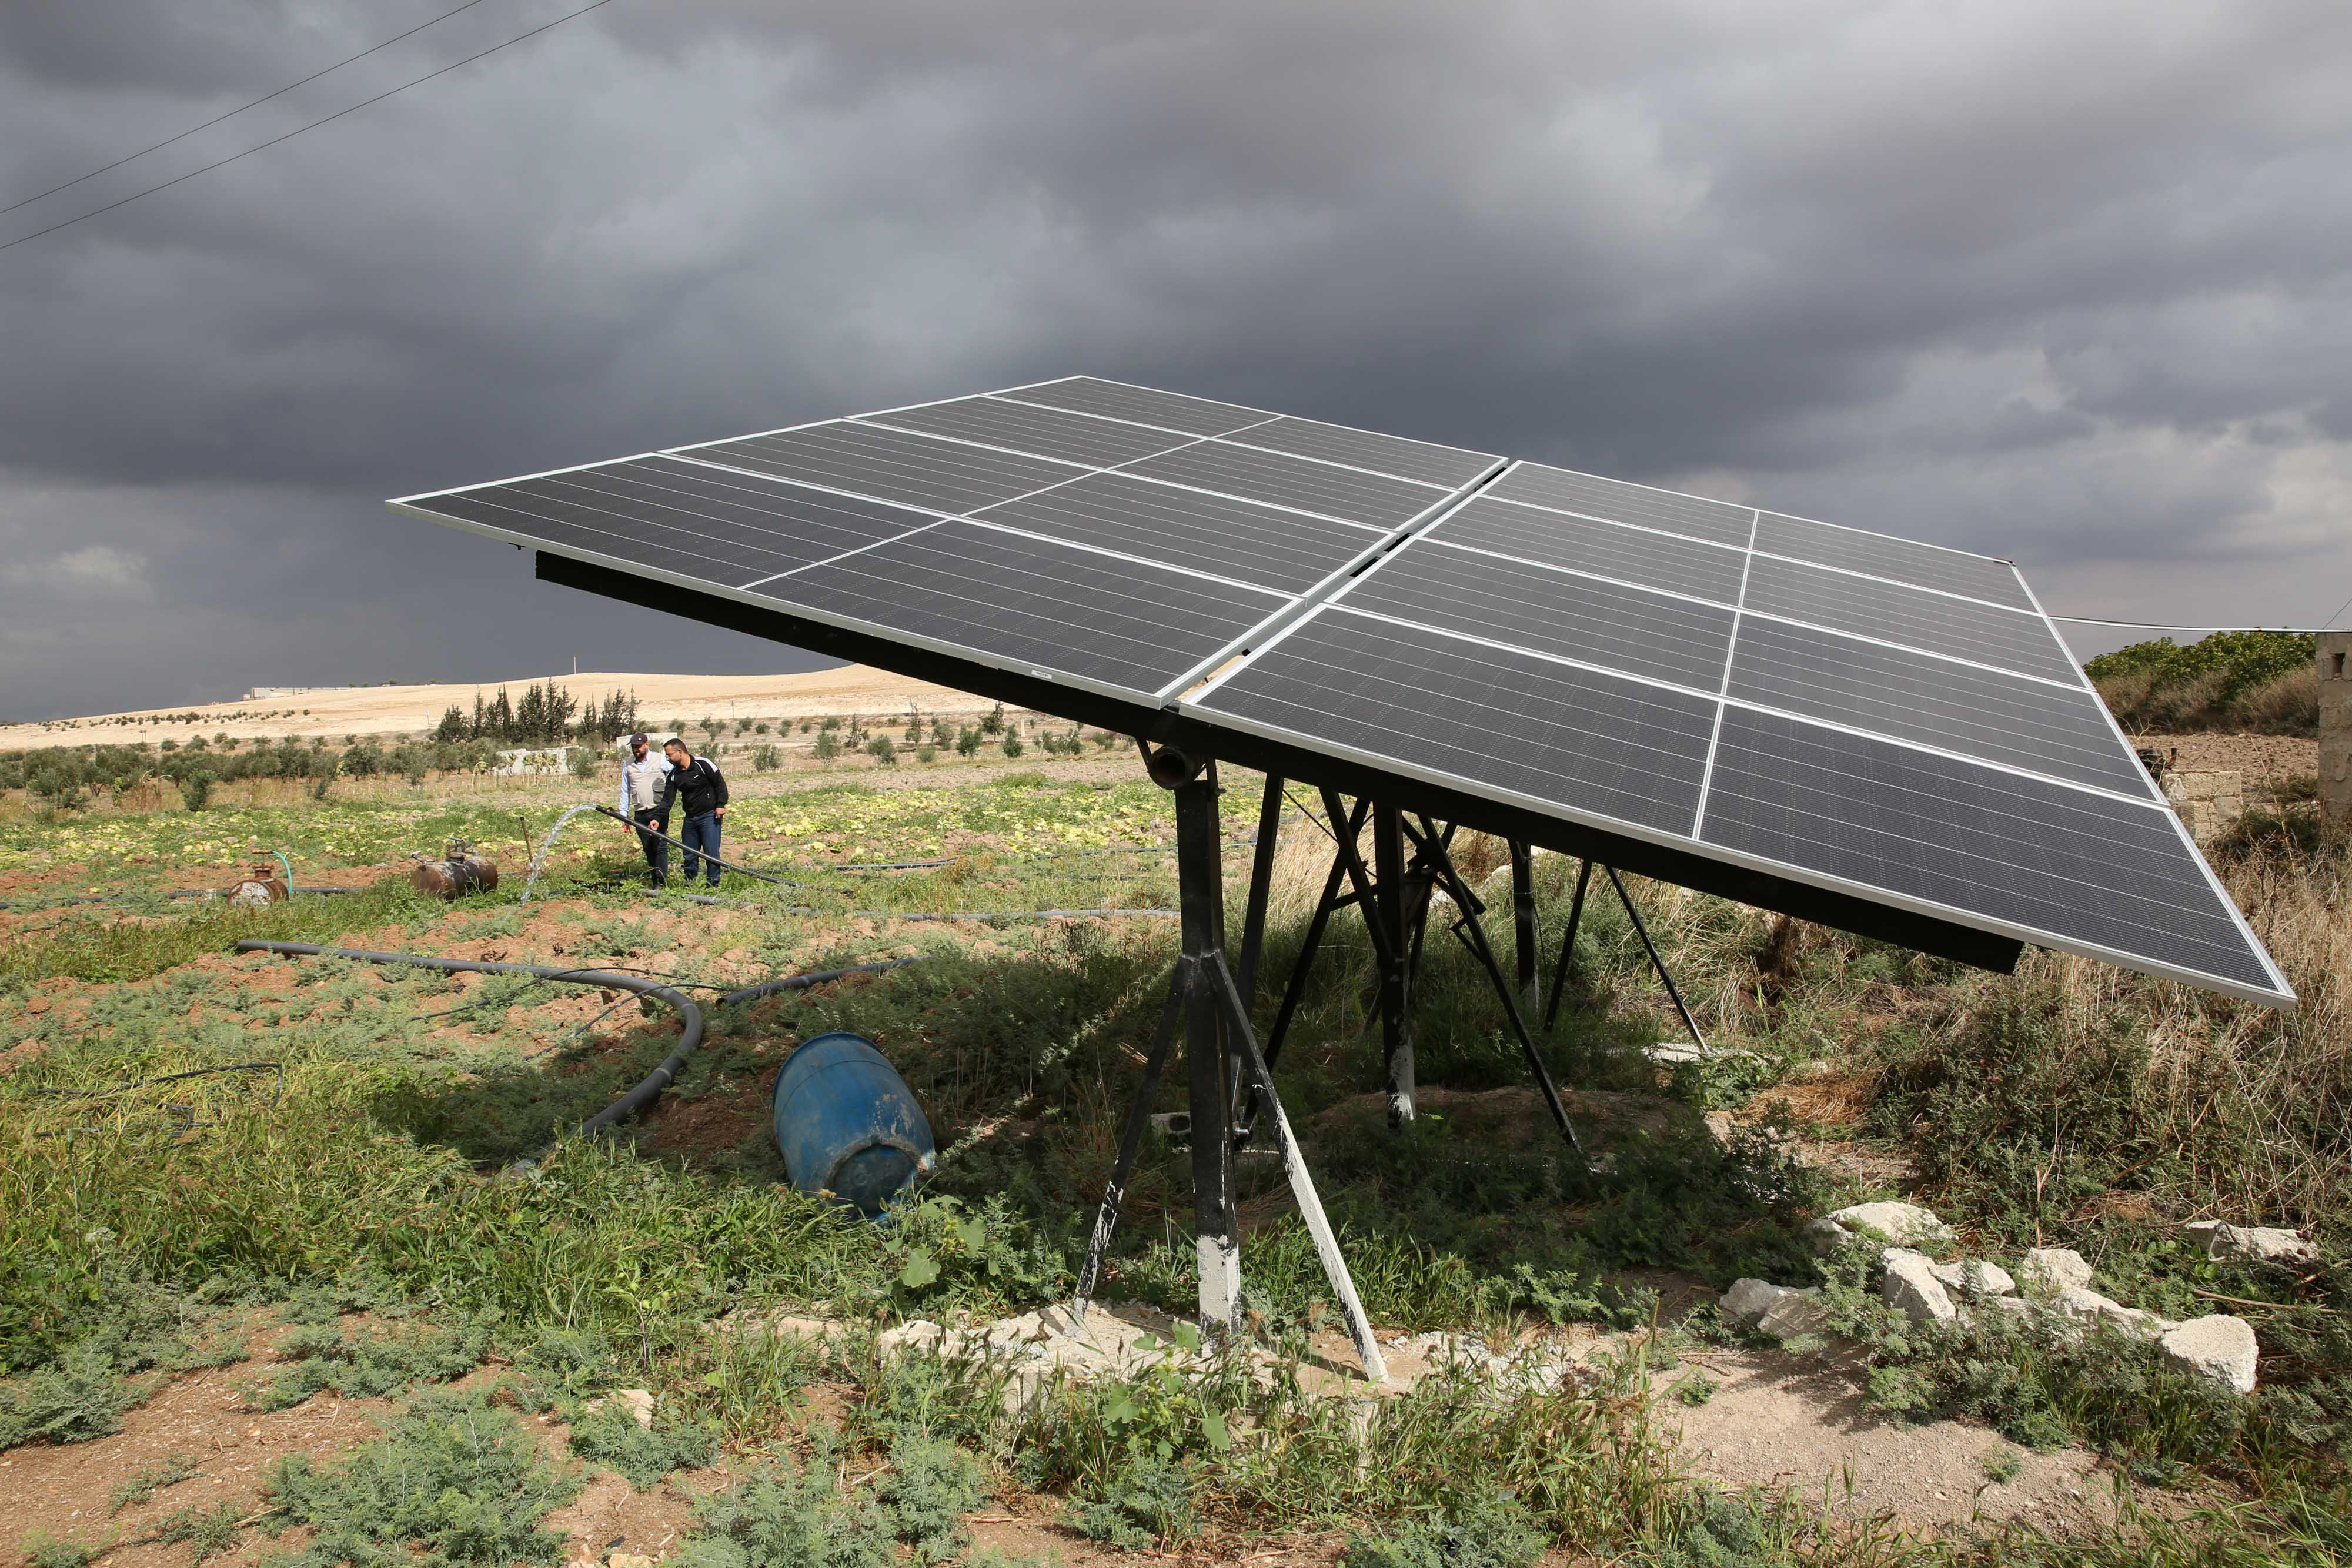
[1700,707,2274,992]
[1742,554,2080,684]
[968,471,1380,595]
[767,521,1284,700]
[1427,496,1748,604]
[860,395,1192,468]
[673,421,1081,516]
[1198,609,1718,837]
[1345,543,1736,692]
[1488,464,1755,549]
[1726,617,2154,796]
[1118,440,1447,527]
[396,456,938,589]
[1754,511,2033,610]
[1000,376,1269,436]
[1227,416,1496,487]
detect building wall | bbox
[2321,631,2352,824]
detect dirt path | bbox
[1665,1345,2114,1533]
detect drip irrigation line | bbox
[593,805,844,891]
[28,1061,283,1101]
[27,1061,284,1140]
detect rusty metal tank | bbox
[412,838,499,899]
[228,865,288,905]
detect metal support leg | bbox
[1509,840,1538,1015]
[1405,815,1583,1158]
[1174,768,1238,1332]
[1373,802,1414,1128]
[1203,953,1386,1382]
[1542,858,1595,1029]
[1605,865,1708,1052]
[1073,972,1185,1323]
[1235,774,1284,1008]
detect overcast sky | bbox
[5,1,2350,721]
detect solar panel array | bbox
[392,376,2291,1007]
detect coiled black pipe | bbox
[232,940,918,1136]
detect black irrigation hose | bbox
[234,940,920,1137]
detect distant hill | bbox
[0,667,995,749]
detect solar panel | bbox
[1740,554,2081,684]
[392,379,2291,1008]
[1223,416,1498,487]
[859,395,1194,469]
[770,521,1285,700]
[1000,376,1270,436]
[970,471,1385,596]
[1426,496,1748,604]
[1754,510,2034,611]
[670,420,1083,515]
[1340,541,1736,692]
[1117,440,1454,529]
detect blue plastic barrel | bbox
[771,1031,936,1218]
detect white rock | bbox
[1882,1249,1958,1325]
[1813,1202,1954,1255]
[2185,1221,2318,1266]
[2053,1288,2169,1341]
[610,1388,654,1427]
[2158,1315,2259,1396]
[2017,1247,2093,1296]
[1721,1278,1831,1339]
[1930,1260,2016,1298]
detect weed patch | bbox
[266,1387,582,1568]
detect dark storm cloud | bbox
[5,0,2351,718]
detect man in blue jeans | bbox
[658,737,730,888]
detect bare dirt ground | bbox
[0,666,991,749]
[1664,1346,2115,1533]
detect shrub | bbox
[1000,733,1024,759]
[1066,1458,1197,1550]
[0,1345,136,1447]
[881,1434,987,1562]
[568,1400,718,1489]
[269,1388,581,1568]
[866,736,898,766]
[683,1444,895,1568]
[1341,1487,1547,1568]
[753,744,783,771]
[178,770,214,811]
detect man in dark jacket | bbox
[659,738,729,888]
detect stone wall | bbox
[2322,631,2352,824]
[2163,768,2244,845]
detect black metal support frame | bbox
[1540,857,1707,1053]
[1073,753,1386,1379]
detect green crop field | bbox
[2,737,2347,1568]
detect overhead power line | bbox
[1,0,488,220]
[2049,615,2344,635]
[0,0,614,255]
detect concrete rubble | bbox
[1720,1279,1832,1339]
[2185,1220,2318,1266]
[2017,1247,2094,1295]
[2159,1315,2260,1396]
[1808,1201,1955,1255]
[1929,1259,2016,1298]
[1881,1249,1959,1325]
[2053,1288,2169,1342]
